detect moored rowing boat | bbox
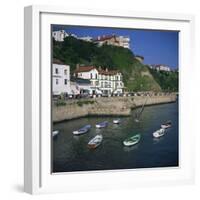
[113,119,121,124]
[52,130,59,137]
[96,121,108,128]
[73,125,91,135]
[123,134,141,146]
[153,128,165,138]
[88,134,103,149]
[161,121,172,129]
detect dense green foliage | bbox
[149,69,178,92]
[53,37,178,92]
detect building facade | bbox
[155,65,171,72]
[52,30,69,42]
[70,77,93,95]
[74,66,124,95]
[52,59,71,95]
[93,35,130,49]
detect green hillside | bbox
[149,69,178,92]
[53,36,177,92]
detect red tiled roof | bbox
[75,66,120,75]
[94,35,116,42]
[75,66,97,73]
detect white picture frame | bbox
[24,5,195,194]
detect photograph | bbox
[51,25,179,173]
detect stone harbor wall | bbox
[52,94,177,122]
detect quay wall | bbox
[53,94,177,122]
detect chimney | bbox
[98,66,102,70]
[106,68,108,72]
[76,64,80,70]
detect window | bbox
[95,74,97,79]
[64,69,67,75]
[64,79,67,85]
[90,73,92,79]
[55,68,58,74]
[56,79,59,85]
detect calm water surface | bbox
[53,102,178,172]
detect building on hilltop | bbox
[148,64,171,72]
[52,59,71,96]
[74,65,124,95]
[52,30,78,41]
[93,35,130,49]
[52,30,92,42]
[52,30,69,42]
[52,31,130,49]
[155,64,171,72]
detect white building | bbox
[52,30,69,42]
[155,65,171,72]
[52,59,71,95]
[52,30,90,42]
[117,36,130,49]
[74,66,124,95]
[70,78,94,95]
[93,35,130,49]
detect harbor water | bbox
[52,101,178,173]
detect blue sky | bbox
[53,25,179,69]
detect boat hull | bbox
[88,143,101,149]
[96,122,108,128]
[123,140,139,146]
[113,119,120,124]
[153,128,165,138]
[161,124,171,129]
[73,129,88,135]
[73,125,91,135]
[53,130,59,137]
[88,135,103,149]
[123,134,141,146]
[161,121,172,129]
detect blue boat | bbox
[73,125,91,135]
[96,121,108,128]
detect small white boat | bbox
[113,119,121,124]
[73,125,91,135]
[123,134,141,146]
[153,128,165,138]
[161,121,172,129]
[88,134,103,149]
[96,121,108,128]
[52,130,59,137]
[135,119,140,123]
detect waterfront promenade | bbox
[53,94,177,122]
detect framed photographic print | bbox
[24,5,195,194]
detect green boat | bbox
[123,134,141,146]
